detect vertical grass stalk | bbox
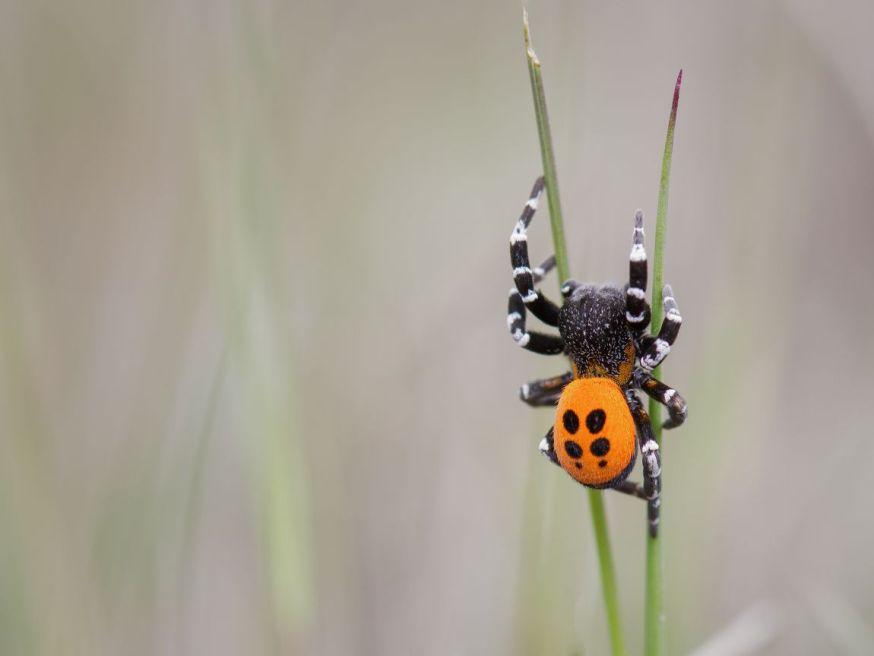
[524,12,626,656]
[645,69,683,656]
[523,11,570,282]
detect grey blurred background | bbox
[1,1,873,654]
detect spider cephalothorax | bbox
[507,177,687,536]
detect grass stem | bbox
[645,69,683,656]
[523,10,569,283]
[524,12,626,655]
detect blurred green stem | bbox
[646,69,683,656]
[524,12,626,656]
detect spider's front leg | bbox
[627,393,661,537]
[510,176,564,325]
[508,287,564,354]
[639,285,682,371]
[622,210,682,370]
[625,209,652,338]
[506,177,565,355]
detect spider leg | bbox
[639,284,682,371]
[538,426,560,466]
[627,392,661,537]
[508,289,564,354]
[636,335,656,353]
[519,371,573,407]
[613,480,649,500]
[532,255,556,284]
[560,279,581,299]
[510,177,562,326]
[633,369,688,429]
[625,209,652,337]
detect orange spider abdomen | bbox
[554,378,637,488]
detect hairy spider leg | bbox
[627,393,662,537]
[538,426,559,466]
[506,178,565,354]
[633,370,688,429]
[509,176,562,326]
[639,284,682,371]
[507,288,564,354]
[614,480,649,500]
[519,371,573,407]
[532,255,556,284]
[560,279,581,299]
[508,254,562,354]
[625,209,652,337]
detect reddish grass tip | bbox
[671,70,683,115]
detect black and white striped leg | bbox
[507,289,565,354]
[509,177,561,326]
[639,284,682,371]
[627,392,661,537]
[519,371,573,407]
[634,370,688,429]
[532,255,556,284]
[538,426,559,466]
[636,335,656,354]
[625,209,651,336]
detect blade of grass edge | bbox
[524,12,626,656]
[646,69,683,656]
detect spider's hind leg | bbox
[626,393,662,537]
[614,480,648,500]
[538,426,560,466]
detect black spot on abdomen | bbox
[564,440,583,459]
[563,410,580,434]
[590,437,610,457]
[586,409,606,433]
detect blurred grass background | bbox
[1,1,874,654]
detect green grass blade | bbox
[523,10,569,284]
[524,11,626,656]
[645,68,683,656]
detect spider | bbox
[507,176,687,536]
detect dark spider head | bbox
[558,285,636,382]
